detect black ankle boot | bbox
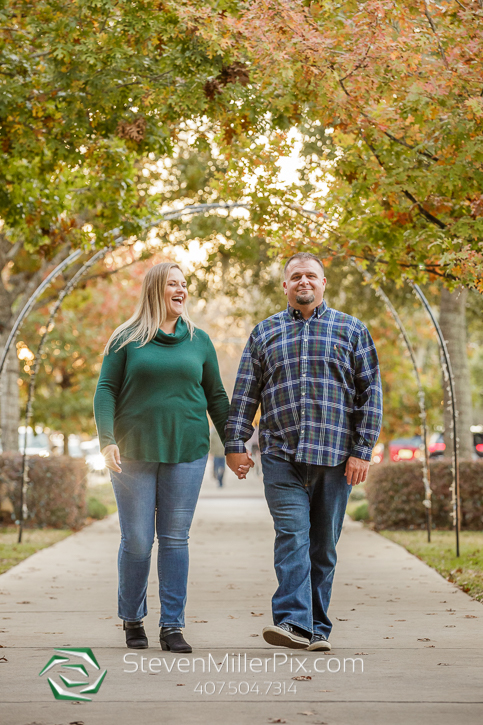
[159,627,192,653]
[123,620,148,649]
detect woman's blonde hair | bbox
[104,262,195,355]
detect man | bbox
[225,253,383,651]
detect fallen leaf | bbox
[16,601,30,604]
[292,675,312,681]
[69,721,85,725]
[425,645,435,648]
[298,712,315,716]
[251,612,264,617]
[383,637,394,639]
[437,663,450,666]
[336,617,348,621]
[395,619,406,622]
[418,638,431,641]
[99,616,112,620]
[464,615,477,619]
[193,620,208,623]
[354,652,367,655]
[249,634,259,637]
[444,625,456,628]
[0,656,8,662]
[446,609,455,612]
[268,720,287,724]
[176,683,185,686]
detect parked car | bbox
[429,431,483,459]
[388,436,424,462]
[18,426,50,457]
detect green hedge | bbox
[366,459,483,530]
[0,454,87,529]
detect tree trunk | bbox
[439,287,473,459]
[0,333,20,452]
[63,433,69,456]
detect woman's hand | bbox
[101,444,122,473]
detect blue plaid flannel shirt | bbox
[225,300,383,466]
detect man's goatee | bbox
[295,293,315,306]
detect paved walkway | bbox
[1,468,482,725]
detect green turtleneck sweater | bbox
[93,319,230,463]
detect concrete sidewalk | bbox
[1,476,482,725]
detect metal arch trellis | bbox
[0,203,249,541]
[0,201,460,554]
[410,283,460,557]
[350,262,433,543]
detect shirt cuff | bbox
[99,434,116,451]
[224,440,246,455]
[349,444,373,462]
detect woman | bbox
[93,262,231,653]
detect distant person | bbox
[225,253,383,651]
[93,262,237,654]
[210,426,226,487]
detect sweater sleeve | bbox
[93,340,127,450]
[201,335,230,445]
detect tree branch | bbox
[423,0,449,69]
[338,78,439,161]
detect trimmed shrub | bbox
[353,501,370,521]
[87,496,108,520]
[366,459,483,530]
[0,454,87,529]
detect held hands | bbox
[344,455,370,486]
[102,444,122,473]
[226,451,255,480]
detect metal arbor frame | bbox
[352,264,433,543]
[0,203,460,553]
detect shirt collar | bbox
[287,299,327,321]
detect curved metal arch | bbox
[4,201,459,555]
[410,283,460,557]
[3,202,249,539]
[353,264,433,542]
[17,245,115,542]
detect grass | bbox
[0,526,72,575]
[380,530,483,603]
[0,481,117,576]
[87,479,117,515]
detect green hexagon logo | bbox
[39,648,107,701]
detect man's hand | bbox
[345,456,370,486]
[226,452,254,480]
[101,444,122,473]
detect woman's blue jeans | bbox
[109,455,208,626]
[262,454,352,639]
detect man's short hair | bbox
[284,252,325,277]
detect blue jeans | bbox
[110,455,208,626]
[261,454,352,639]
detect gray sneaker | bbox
[307,633,331,651]
[262,623,310,649]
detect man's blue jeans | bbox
[261,454,352,639]
[110,455,208,626]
